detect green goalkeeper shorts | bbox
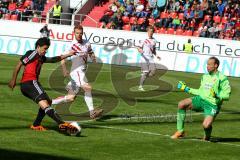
[191,96,219,117]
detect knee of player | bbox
[149,71,155,77]
[178,102,185,109]
[83,84,92,91]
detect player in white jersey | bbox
[137,26,160,91]
[52,25,103,119]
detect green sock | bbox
[177,109,186,132]
[204,126,212,139]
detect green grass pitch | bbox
[0,53,240,160]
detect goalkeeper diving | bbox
[171,56,231,141]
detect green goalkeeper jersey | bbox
[189,71,231,106]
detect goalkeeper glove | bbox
[177,81,190,93]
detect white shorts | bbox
[140,56,156,73]
[65,70,88,94]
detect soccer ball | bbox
[68,121,81,136]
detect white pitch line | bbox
[90,125,240,148]
[78,111,238,123]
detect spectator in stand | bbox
[0,0,8,14]
[163,13,173,28]
[200,0,208,13]
[110,13,123,30]
[216,0,226,17]
[183,0,191,11]
[198,23,208,37]
[8,0,17,14]
[124,1,134,16]
[223,17,233,31]
[166,0,176,13]
[189,19,195,31]
[218,30,225,39]
[134,2,146,18]
[172,15,181,30]
[180,17,188,30]
[174,0,181,13]
[207,0,218,16]
[53,0,63,24]
[152,7,159,19]
[203,16,213,28]
[208,22,219,38]
[131,19,139,31]
[34,0,45,12]
[233,26,240,41]
[194,5,204,23]
[22,5,33,21]
[138,17,148,32]
[235,19,240,29]
[109,1,118,13]
[99,10,113,27]
[148,0,157,9]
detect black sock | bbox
[204,125,212,139]
[44,106,64,125]
[33,108,46,126]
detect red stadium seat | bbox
[122,16,129,24]
[185,30,193,36]
[204,15,211,21]
[213,15,221,23]
[157,28,166,34]
[221,17,228,24]
[129,17,137,24]
[193,31,200,37]
[98,22,105,28]
[160,12,168,19]
[170,12,177,19]
[32,17,39,23]
[4,14,11,20]
[122,24,131,31]
[24,0,32,7]
[175,29,184,35]
[11,14,18,21]
[167,28,174,34]
[178,13,184,20]
[137,18,145,24]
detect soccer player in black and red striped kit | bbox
[8,37,78,135]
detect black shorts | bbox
[20,80,52,104]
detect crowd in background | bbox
[99,0,240,40]
[0,0,46,21]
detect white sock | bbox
[84,91,94,111]
[52,96,67,105]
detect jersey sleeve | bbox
[20,50,37,65]
[218,76,231,101]
[188,77,202,95]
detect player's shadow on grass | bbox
[0,148,87,160]
[211,137,240,143]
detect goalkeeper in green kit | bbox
[171,57,231,141]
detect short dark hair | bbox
[74,24,83,32]
[188,39,191,43]
[35,37,50,49]
[209,56,220,68]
